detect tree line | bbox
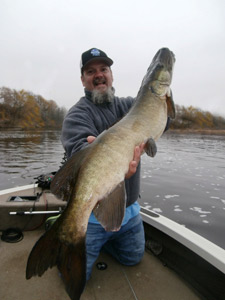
[170,105,225,130]
[0,86,225,130]
[0,87,67,129]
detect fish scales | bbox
[26,47,176,300]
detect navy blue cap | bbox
[80,48,113,73]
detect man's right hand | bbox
[87,136,96,144]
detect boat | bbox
[0,184,224,300]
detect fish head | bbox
[151,47,175,73]
[141,48,175,97]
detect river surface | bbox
[0,130,225,249]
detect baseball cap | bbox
[80,48,113,73]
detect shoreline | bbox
[1,127,225,136]
[167,129,225,136]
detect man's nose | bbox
[95,69,104,77]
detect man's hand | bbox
[87,136,145,179]
[87,136,96,144]
[125,143,145,179]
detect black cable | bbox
[1,228,23,243]
[21,191,46,231]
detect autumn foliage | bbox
[0,87,67,129]
[1,87,225,131]
[170,105,225,130]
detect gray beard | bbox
[92,87,115,105]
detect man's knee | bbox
[118,242,145,266]
[112,215,145,266]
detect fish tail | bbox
[26,218,86,300]
[58,239,86,300]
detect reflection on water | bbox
[0,130,225,249]
[0,130,64,189]
[140,132,225,249]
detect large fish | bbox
[26,47,176,300]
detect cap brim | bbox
[81,57,113,72]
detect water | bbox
[0,130,225,249]
[140,133,225,249]
[0,130,64,189]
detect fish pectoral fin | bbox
[166,89,176,119]
[145,138,157,157]
[51,146,91,201]
[93,181,126,232]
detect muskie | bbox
[26,48,176,300]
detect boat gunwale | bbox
[140,206,225,274]
[1,185,224,274]
[0,184,38,196]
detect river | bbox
[0,130,225,249]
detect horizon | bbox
[1,0,225,117]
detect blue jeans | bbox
[85,214,145,280]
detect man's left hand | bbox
[125,143,145,179]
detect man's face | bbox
[81,60,113,93]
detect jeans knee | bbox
[122,244,145,265]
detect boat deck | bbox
[0,229,201,300]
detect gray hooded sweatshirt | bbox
[61,90,140,207]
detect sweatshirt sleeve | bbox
[61,96,135,158]
[61,99,100,157]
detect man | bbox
[61,48,146,280]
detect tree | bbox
[0,87,67,129]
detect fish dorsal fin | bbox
[166,89,176,119]
[51,146,91,201]
[93,181,126,232]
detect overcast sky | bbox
[1,0,225,116]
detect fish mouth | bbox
[153,48,175,70]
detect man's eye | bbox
[102,67,108,73]
[87,70,94,75]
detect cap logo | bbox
[91,48,101,57]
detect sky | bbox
[1,0,225,116]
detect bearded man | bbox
[61,48,146,281]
